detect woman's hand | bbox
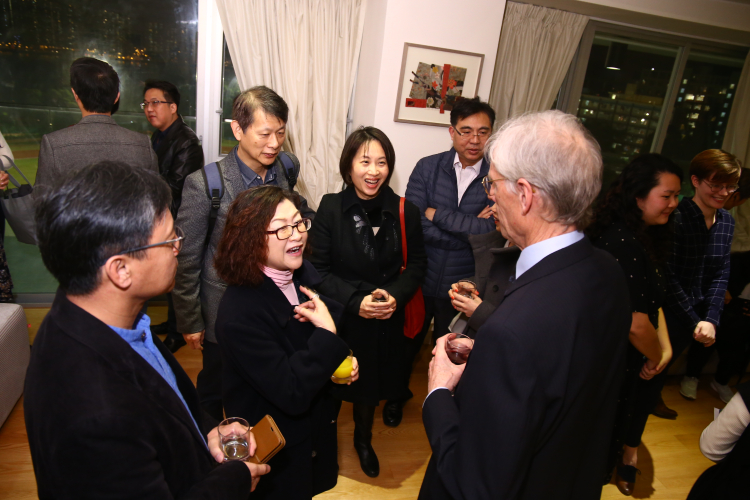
[183,331,204,350]
[0,171,9,190]
[449,283,481,317]
[294,286,337,333]
[347,357,360,385]
[694,321,716,347]
[359,289,396,320]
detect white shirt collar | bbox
[453,152,481,174]
[515,231,584,279]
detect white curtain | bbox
[723,51,750,252]
[215,0,367,208]
[488,2,589,126]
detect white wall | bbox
[351,0,507,195]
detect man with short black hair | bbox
[174,85,314,420]
[36,58,157,192]
[143,79,204,353]
[25,161,269,498]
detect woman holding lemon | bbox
[214,186,358,499]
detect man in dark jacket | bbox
[401,98,496,424]
[419,111,630,500]
[25,161,269,499]
[143,80,205,353]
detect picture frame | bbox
[394,43,485,127]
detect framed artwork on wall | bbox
[394,43,485,127]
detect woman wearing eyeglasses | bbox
[213,186,358,499]
[656,149,741,416]
[308,127,426,478]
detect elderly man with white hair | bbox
[418,110,631,500]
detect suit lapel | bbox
[52,291,209,451]
[220,151,247,201]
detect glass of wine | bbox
[456,280,477,298]
[445,333,474,365]
[372,289,390,302]
[219,417,251,461]
[331,350,354,384]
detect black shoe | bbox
[354,441,380,477]
[151,322,169,335]
[163,335,187,353]
[383,400,403,427]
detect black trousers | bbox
[714,305,750,385]
[197,339,224,421]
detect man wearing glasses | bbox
[26,161,269,498]
[36,58,157,193]
[142,80,204,353]
[401,97,497,427]
[173,86,314,421]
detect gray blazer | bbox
[36,115,158,191]
[173,151,313,343]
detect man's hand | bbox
[207,427,270,492]
[428,335,466,393]
[477,206,493,219]
[359,290,396,320]
[183,330,204,350]
[0,171,9,190]
[449,284,481,317]
[693,321,716,347]
[425,207,436,221]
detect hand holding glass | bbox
[332,350,354,384]
[219,417,251,461]
[445,333,474,365]
[456,280,477,298]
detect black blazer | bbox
[419,237,631,500]
[24,290,251,500]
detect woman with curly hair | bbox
[588,153,682,496]
[214,185,359,499]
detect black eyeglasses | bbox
[701,179,739,194]
[113,226,184,257]
[140,100,174,110]
[266,219,311,240]
[453,127,491,139]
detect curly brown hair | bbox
[214,186,302,287]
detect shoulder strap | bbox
[278,152,299,189]
[201,162,223,248]
[400,197,408,273]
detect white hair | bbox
[485,110,602,228]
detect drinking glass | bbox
[331,350,354,384]
[445,333,474,365]
[219,417,251,461]
[372,290,390,302]
[456,280,477,298]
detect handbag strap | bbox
[0,154,32,189]
[399,197,407,273]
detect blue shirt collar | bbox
[515,230,585,279]
[233,146,276,187]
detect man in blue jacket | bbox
[400,97,496,424]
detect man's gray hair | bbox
[485,110,602,229]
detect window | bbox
[557,22,748,194]
[0,0,199,295]
[220,38,239,155]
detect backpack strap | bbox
[201,162,224,249]
[278,151,299,189]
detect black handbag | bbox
[1,155,37,245]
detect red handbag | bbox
[399,197,425,339]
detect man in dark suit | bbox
[174,86,314,421]
[419,110,631,500]
[36,57,158,193]
[142,79,205,353]
[25,161,269,498]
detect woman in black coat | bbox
[309,127,427,478]
[214,186,359,499]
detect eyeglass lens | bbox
[275,219,311,239]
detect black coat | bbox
[309,185,427,406]
[419,237,631,500]
[215,261,351,499]
[24,290,251,500]
[151,115,204,216]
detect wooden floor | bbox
[0,307,730,499]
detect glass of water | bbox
[219,417,250,461]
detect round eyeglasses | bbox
[266,218,312,240]
[701,179,739,194]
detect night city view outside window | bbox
[576,34,679,191]
[220,38,239,155]
[0,0,198,294]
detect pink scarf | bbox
[262,266,299,306]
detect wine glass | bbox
[372,289,390,302]
[218,417,250,461]
[445,333,474,365]
[331,350,354,384]
[456,280,477,298]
